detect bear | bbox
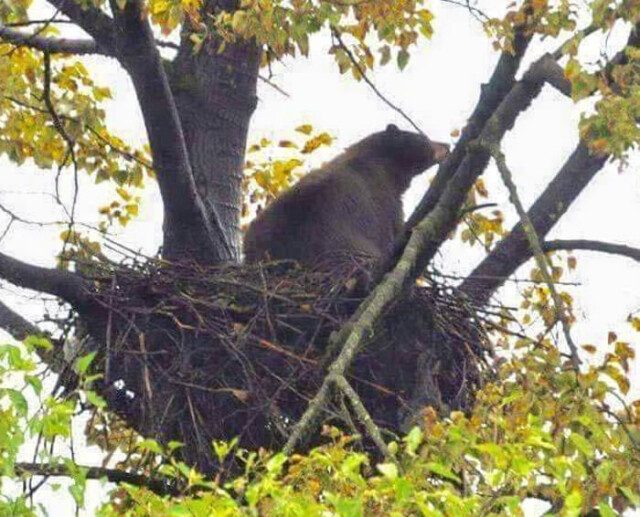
[243,124,449,268]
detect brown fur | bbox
[243,125,449,266]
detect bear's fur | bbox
[243,124,449,267]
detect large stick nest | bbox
[80,256,490,470]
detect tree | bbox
[0,0,639,514]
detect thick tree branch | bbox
[0,251,89,307]
[110,0,232,262]
[543,240,640,263]
[0,25,101,55]
[458,23,640,305]
[15,462,178,496]
[403,55,570,276]
[405,27,532,231]
[460,143,608,305]
[0,300,39,341]
[45,0,116,54]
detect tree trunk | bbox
[170,36,261,261]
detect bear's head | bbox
[382,123,449,176]
[353,124,449,185]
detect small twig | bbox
[4,19,75,27]
[543,239,640,263]
[0,24,100,55]
[42,52,80,249]
[439,0,489,23]
[331,27,425,135]
[483,143,581,370]
[1,7,62,58]
[258,74,290,98]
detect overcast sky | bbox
[2,1,640,514]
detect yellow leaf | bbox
[295,124,313,135]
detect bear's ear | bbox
[385,124,400,134]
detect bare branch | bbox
[438,0,490,23]
[0,25,102,55]
[543,240,640,263]
[109,0,232,262]
[0,251,89,307]
[15,462,178,496]
[332,374,390,458]
[383,54,565,282]
[485,143,580,369]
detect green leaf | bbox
[403,426,423,455]
[569,432,594,458]
[85,390,106,409]
[137,439,163,454]
[598,501,617,517]
[24,335,53,351]
[75,351,97,375]
[619,487,640,507]
[265,453,287,474]
[425,462,461,484]
[6,389,28,416]
[24,375,43,395]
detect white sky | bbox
[1,1,640,514]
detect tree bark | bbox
[171,36,261,261]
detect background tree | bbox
[0,0,640,514]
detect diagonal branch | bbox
[486,144,580,369]
[399,54,571,277]
[0,25,102,55]
[405,27,532,231]
[459,142,608,305]
[542,240,640,263]
[109,0,232,262]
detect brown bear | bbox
[243,124,449,267]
